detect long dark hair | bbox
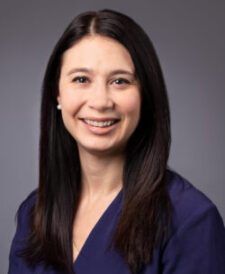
[21,9,171,274]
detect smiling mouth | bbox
[82,119,119,128]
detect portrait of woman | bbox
[8,9,225,274]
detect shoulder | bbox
[166,170,218,216]
[161,170,225,272]
[165,169,225,235]
[9,189,38,270]
[17,189,37,215]
[19,189,37,210]
[16,189,38,234]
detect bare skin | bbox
[72,153,124,262]
[57,35,141,263]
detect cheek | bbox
[62,100,80,116]
[60,96,82,139]
[58,79,83,114]
[59,96,84,136]
[121,92,141,119]
[60,90,83,116]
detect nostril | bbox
[88,97,114,110]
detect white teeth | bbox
[84,119,117,127]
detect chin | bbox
[78,142,125,156]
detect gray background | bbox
[1,0,225,272]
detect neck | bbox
[78,149,124,199]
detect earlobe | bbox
[56,96,62,110]
[57,96,61,105]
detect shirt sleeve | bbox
[161,205,225,274]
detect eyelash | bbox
[72,76,89,83]
[72,76,131,85]
[112,78,130,85]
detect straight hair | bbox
[20,9,172,274]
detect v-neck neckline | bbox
[72,188,123,267]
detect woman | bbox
[8,9,225,274]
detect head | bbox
[41,9,170,162]
[57,34,142,157]
[32,10,171,273]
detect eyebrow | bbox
[67,68,136,78]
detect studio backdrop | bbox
[1,1,225,273]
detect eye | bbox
[112,78,130,85]
[72,76,89,83]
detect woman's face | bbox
[58,35,141,156]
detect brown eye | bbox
[113,78,130,85]
[73,76,89,83]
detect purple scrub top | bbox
[8,171,225,273]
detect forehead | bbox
[60,35,135,73]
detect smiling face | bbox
[57,35,141,156]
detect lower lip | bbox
[81,120,119,135]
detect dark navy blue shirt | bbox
[8,171,225,273]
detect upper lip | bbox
[80,117,120,121]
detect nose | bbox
[87,81,114,111]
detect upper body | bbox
[9,170,225,274]
[8,9,225,274]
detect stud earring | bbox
[57,104,62,110]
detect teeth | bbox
[84,119,117,127]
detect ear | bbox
[57,95,61,105]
